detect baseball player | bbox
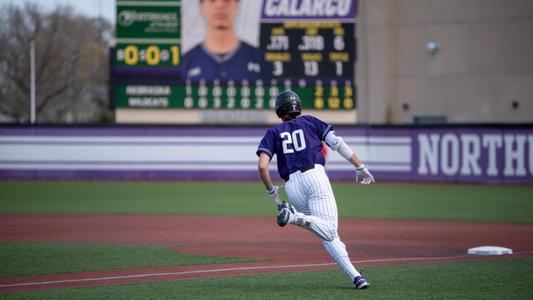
[180,0,272,82]
[256,90,375,289]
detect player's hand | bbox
[356,164,375,185]
[267,185,281,206]
[277,201,295,213]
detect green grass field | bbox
[1,259,532,300]
[1,181,532,299]
[1,181,533,223]
[0,242,259,277]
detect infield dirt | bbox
[1,214,533,293]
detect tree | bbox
[0,3,113,123]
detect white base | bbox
[467,246,513,255]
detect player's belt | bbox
[284,165,316,182]
[299,165,315,173]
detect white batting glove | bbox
[356,164,375,185]
[267,186,281,207]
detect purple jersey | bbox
[257,115,333,181]
[179,41,272,82]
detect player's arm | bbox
[324,131,375,184]
[258,152,282,207]
[258,152,274,191]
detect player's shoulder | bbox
[268,123,283,134]
[239,41,262,52]
[299,114,324,124]
[298,115,332,136]
[179,44,214,80]
[300,115,316,121]
[181,44,206,62]
[238,41,265,58]
[261,126,281,143]
[266,121,291,138]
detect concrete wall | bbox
[357,0,533,124]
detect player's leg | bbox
[283,177,309,214]
[304,166,364,283]
[284,166,367,287]
[284,174,337,241]
[323,238,362,279]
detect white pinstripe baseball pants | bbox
[284,164,361,281]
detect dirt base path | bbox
[1,214,533,293]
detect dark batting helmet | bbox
[275,90,301,118]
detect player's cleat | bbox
[277,207,292,227]
[277,202,301,227]
[354,276,369,289]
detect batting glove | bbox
[356,164,375,185]
[277,201,296,213]
[267,185,281,206]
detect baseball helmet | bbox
[275,90,302,118]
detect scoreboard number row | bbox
[116,44,180,66]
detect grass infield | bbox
[2,258,532,299]
[1,181,532,223]
[0,242,259,278]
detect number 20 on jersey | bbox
[281,130,306,154]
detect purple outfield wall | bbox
[0,125,532,184]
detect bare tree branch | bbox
[37,83,70,112]
[0,3,112,123]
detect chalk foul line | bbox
[2,251,533,289]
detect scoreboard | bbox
[112,0,358,124]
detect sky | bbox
[0,0,116,24]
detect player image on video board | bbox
[179,0,272,82]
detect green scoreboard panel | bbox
[112,1,358,123]
[116,2,180,39]
[115,80,355,109]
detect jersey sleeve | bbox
[256,129,276,158]
[307,116,333,141]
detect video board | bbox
[112,0,357,123]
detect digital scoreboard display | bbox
[112,0,358,123]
